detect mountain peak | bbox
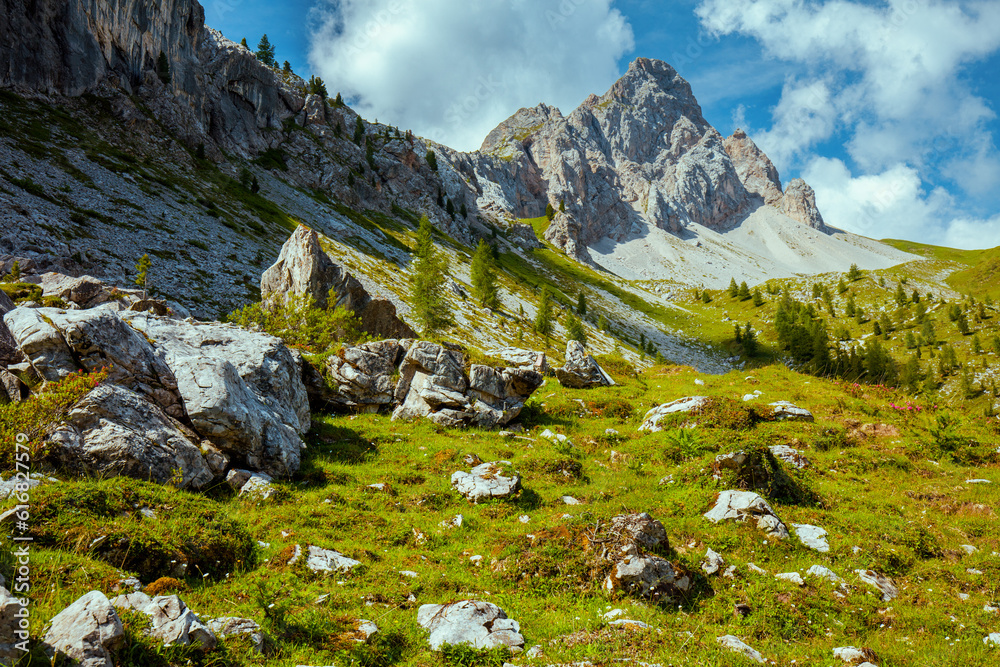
[723,129,783,206]
[479,102,563,154]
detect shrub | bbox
[0,369,108,471]
[0,282,42,303]
[143,576,186,596]
[440,643,511,667]
[227,291,367,354]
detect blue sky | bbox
[207,0,1000,249]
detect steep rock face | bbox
[452,58,749,256]
[782,179,827,230]
[722,129,783,206]
[0,0,204,96]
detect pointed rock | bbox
[41,590,124,667]
[723,129,783,205]
[782,179,827,230]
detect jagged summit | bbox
[722,129,783,206]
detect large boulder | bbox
[123,313,309,478]
[2,308,77,383]
[323,339,405,412]
[393,341,471,426]
[260,225,415,339]
[609,512,669,551]
[41,590,125,667]
[417,600,524,652]
[555,340,614,389]
[46,384,214,490]
[26,273,136,309]
[0,586,25,664]
[110,592,217,650]
[466,364,543,428]
[485,347,548,374]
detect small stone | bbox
[855,570,898,601]
[608,619,650,630]
[716,635,765,663]
[357,619,379,640]
[832,647,866,663]
[775,572,805,586]
[400,571,418,578]
[984,633,1000,646]
[966,479,992,484]
[603,609,625,620]
[792,523,830,552]
[561,495,581,505]
[805,565,844,584]
[768,400,814,422]
[702,548,724,576]
[960,545,977,555]
[747,563,766,575]
[417,600,524,651]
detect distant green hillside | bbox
[883,239,1000,301]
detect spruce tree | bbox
[845,293,856,317]
[565,311,586,345]
[895,282,908,306]
[922,319,936,345]
[837,277,847,294]
[545,203,555,221]
[752,288,764,307]
[255,34,276,67]
[240,37,248,48]
[282,61,292,73]
[410,215,452,337]
[701,290,712,303]
[354,117,365,145]
[559,199,566,213]
[307,76,328,98]
[577,292,587,316]
[425,150,438,171]
[534,288,554,345]
[728,277,739,298]
[956,312,970,335]
[459,203,467,218]
[445,198,455,219]
[847,263,862,281]
[134,254,151,299]
[470,239,500,309]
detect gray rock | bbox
[110,592,216,649]
[3,307,77,383]
[356,619,379,640]
[288,545,361,573]
[485,347,548,374]
[225,469,255,491]
[769,444,810,469]
[723,129,783,206]
[610,513,669,551]
[555,340,614,389]
[985,633,1000,645]
[205,617,266,653]
[451,461,521,503]
[260,225,415,339]
[0,370,25,404]
[782,179,827,230]
[792,524,830,553]
[832,646,867,663]
[467,364,544,428]
[324,339,404,412]
[417,600,524,651]
[605,555,690,600]
[123,313,309,478]
[0,586,25,663]
[238,473,276,500]
[0,290,20,368]
[702,548,724,576]
[638,396,709,431]
[45,384,213,489]
[392,341,470,425]
[775,572,805,586]
[42,590,124,667]
[30,273,125,309]
[704,490,789,539]
[768,400,814,422]
[716,635,765,663]
[855,570,898,601]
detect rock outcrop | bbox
[260,225,415,340]
[723,129,783,206]
[452,461,521,503]
[454,58,751,257]
[555,341,614,389]
[323,339,406,412]
[0,289,18,367]
[782,179,826,230]
[704,490,789,539]
[111,592,216,650]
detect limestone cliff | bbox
[722,129,783,206]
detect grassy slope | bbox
[9,362,1000,666]
[883,239,1000,302]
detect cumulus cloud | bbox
[307,0,634,151]
[803,157,1000,249]
[696,0,1000,248]
[695,0,1000,174]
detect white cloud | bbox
[307,0,634,151]
[695,0,1000,173]
[803,157,1000,249]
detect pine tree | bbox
[737,281,751,301]
[752,288,764,307]
[255,34,276,67]
[545,203,555,221]
[470,239,500,309]
[565,311,586,344]
[559,199,565,213]
[134,253,151,299]
[742,323,758,356]
[334,92,344,106]
[992,335,1000,355]
[900,355,920,394]
[879,313,892,338]
[911,289,920,304]
[959,366,976,399]
[956,312,970,335]
[307,76,328,98]
[459,203,467,218]
[905,331,916,349]
[354,117,365,145]
[847,263,862,281]
[922,319,936,345]
[282,61,292,73]
[240,37,248,48]
[445,198,455,219]
[701,290,712,304]
[895,282,908,306]
[577,292,587,316]
[410,215,453,336]
[156,51,171,84]
[873,320,882,336]
[837,277,848,294]
[845,293,856,317]
[425,150,438,171]
[728,278,739,298]
[534,288,554,345]
[811,283,822,299]
[972,333,982,353]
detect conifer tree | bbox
[410,215,452,336]
[240,37,248,48]
[922,319,936,345]
[134,254,151,299]
[577,292,587,316]
[847,263,862,281]
[307,76,328,98]
[752,288,764,307]
[559,199,566,213]
[255,34,276,67]
[354,117,365,145]
[845,293,856,317]
[545,203,555,221]
[701,290,711,303]
[445,198,455,219]
[728,277,739,298]
[972,333,982,353]
[565,311,586,345]
[459,203,467,218]
[837,277,848,294]
[425,149,438,171]
[895,282,908,306]
[282,61,292,73]
[470,239,500,309]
